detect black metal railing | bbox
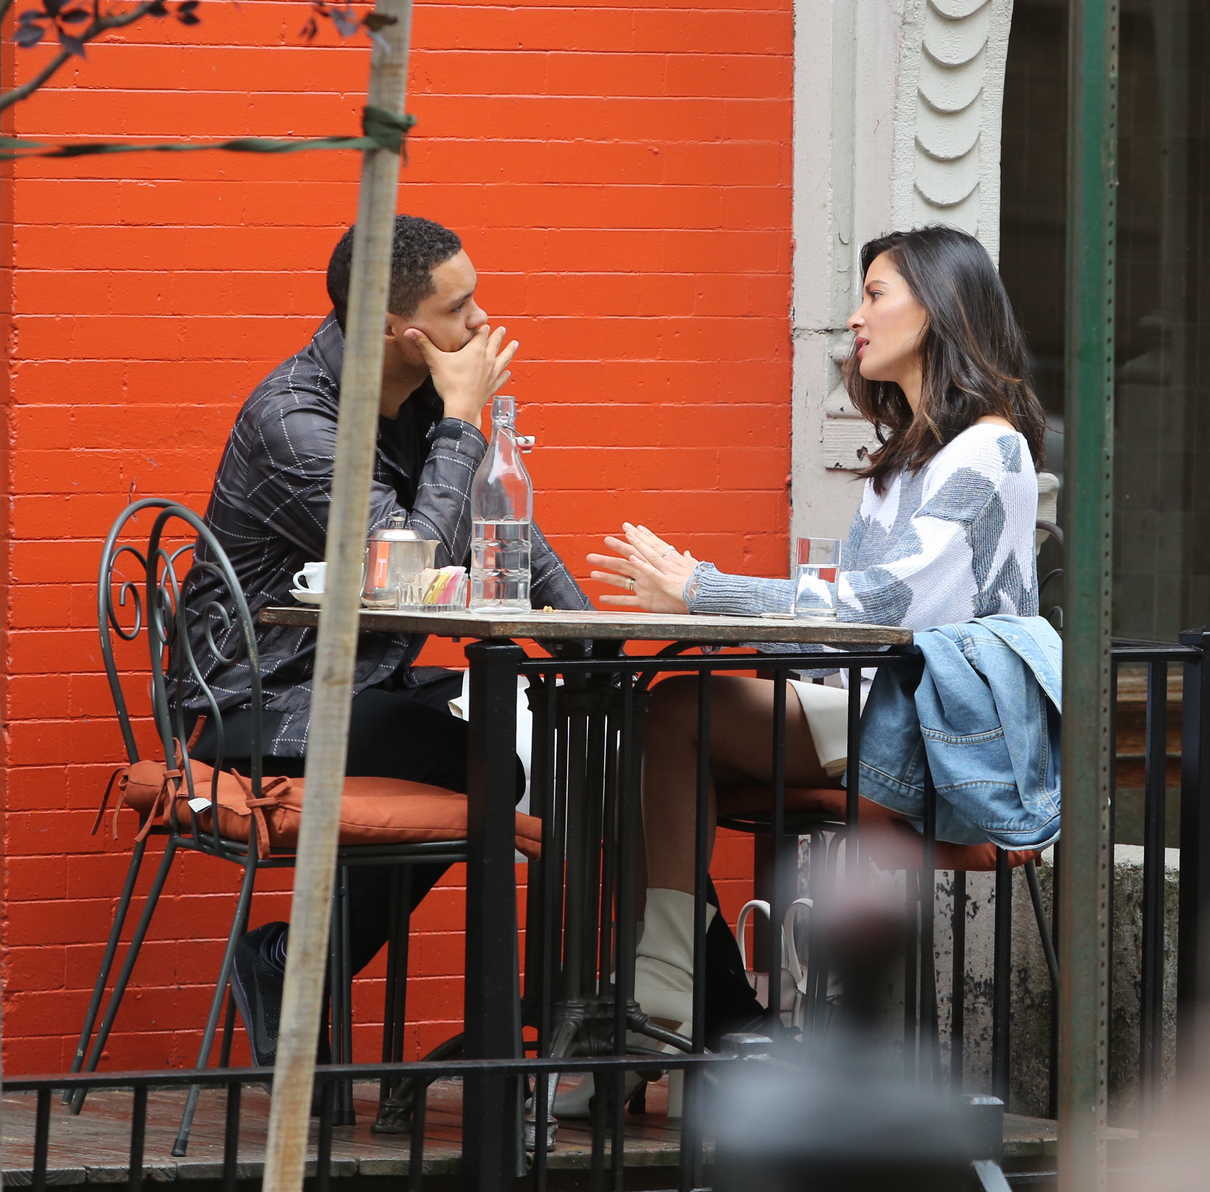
[0,1054,730,1192]
[922,633,1210,1125]
[7,629,1210,1187]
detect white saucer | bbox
[290,588,324,606]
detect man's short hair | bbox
[326,214,462,330]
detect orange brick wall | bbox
[0,0,792,1072]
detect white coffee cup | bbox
[293,561,326,592]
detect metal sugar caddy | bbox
[362,518,438,609]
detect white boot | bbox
[633,888,715,1027]
[553,890,715,1119]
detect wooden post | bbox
[261,3,413,1187]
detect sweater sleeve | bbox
[687,429,1035,631]
[684,499,866,620]
[682,505,865,657]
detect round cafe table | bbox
[260,603,911,1189]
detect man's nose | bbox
[467,302,488,330]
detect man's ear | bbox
[384,312,407,342]
[385,312,427,368]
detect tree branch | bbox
[0,1,161,115]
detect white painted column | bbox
[791,0,1016,544]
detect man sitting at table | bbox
[184,213,588,1066]
[187,212,766,1072]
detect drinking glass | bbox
[793,536,842,618]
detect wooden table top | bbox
[260,603,912,647]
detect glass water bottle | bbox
[469,396,533,611]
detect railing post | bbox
[1059,1,1118,1188]
[1178,627,1210,1077]
[1139,660,1168,1122]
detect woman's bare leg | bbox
[642,674,839,893]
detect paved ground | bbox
[1,1077,1128,1186]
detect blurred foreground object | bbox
[710,1048,1009,1192]
[711,846,1013,1191]
[1122,1009,1210,1191]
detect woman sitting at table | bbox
[588,224,1048,1039]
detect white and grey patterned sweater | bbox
[686,423,1039,640]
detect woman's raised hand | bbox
[587,523,698,614]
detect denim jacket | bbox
[855,615,1062,848]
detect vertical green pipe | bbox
[1059,1,1118,1189]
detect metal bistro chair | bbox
[721,783,1057,1089]
[723,517,1066,1091]
[68,499,541,1154]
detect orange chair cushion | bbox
[721,785,1042,872]
[99,759,541,860]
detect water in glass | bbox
[470,396,533,611]
[794,536,842,618]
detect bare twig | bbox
[0,2,161,115]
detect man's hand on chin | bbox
[404,325,519,431]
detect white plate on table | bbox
[290,588,324,606]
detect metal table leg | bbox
[463,640,526,1188]
[531,670,643,1150]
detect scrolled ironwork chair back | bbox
[143,504,267,852]
[1036,518,1064,630]
[98,497,185,764]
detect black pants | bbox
[250,673,492,975]
[205,671,762,1034]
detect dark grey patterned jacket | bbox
[185,314,587,755]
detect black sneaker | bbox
[230,922,287,1068]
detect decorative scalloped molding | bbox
[817,0,1014,473]
[904,0,1013,248]
[795,0,1015,517]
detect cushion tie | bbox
[91,765,130,837]
[224,768,291,855]
[131,773,177,843]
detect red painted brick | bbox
[69,673,125,719]
[4,673,71,719]
[81,1031,198,1072]
[3,0,793,1073]
[519,365,777,415]
[1,1037,67,1076]
[5,855,70,902]
[664,53,791,100]
[7,628,101,672]
[6,584,77,632]
[4,944,68,993]
[5,897,123,947]
[636,10,790,54]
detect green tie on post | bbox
[0,106,414,161]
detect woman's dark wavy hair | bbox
[845,225,1045,494]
